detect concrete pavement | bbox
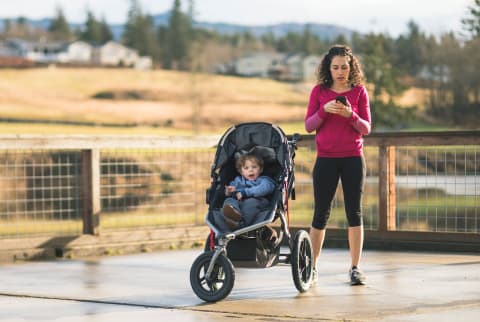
[0,248,479,321]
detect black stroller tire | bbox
[190,251,235,302]
[291,230,313,292]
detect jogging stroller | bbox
[190,122,313,302]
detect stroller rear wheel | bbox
[190,251,235,302]
[291,230,313,292]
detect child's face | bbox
[240,159,261,181]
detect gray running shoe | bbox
[349,267,366,285]
[312,268,318,284]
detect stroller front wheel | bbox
[291,230,313,292]
[190,251,235,302]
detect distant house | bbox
[283,53,305,81]
[92,41,139,67]
[418,65,450,83]
[134,56,153,70]
[0,38,152,69]
[0,40,34,67]
[57,41,92,64]
[4,38,64,63]
[227,52,320,81]
[0,41,21,57]
[302,55,321,81]
[233,53,284,78]
[1,39,92,65]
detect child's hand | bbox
[235,189,246,200]
[225,185,236,196]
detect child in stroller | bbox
[190,122,313,302]
[220,154,276,234]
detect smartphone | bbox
[336,95,347,105]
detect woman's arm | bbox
[351,87,371,135]
[305,85,328,133]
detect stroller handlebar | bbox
[288,133,302,149]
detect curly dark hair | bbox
[316,44,364,88]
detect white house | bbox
[283,53,304,81]
[0,41,21,57]
[228,52,321,81]
[57,41,92,64]
[134,56,153,70]
[2,39,93,64]
[0,38,152,69]
[5,39,64,63]
[233,53,284,78]
[302,55,321,81]
[92,41,139,67]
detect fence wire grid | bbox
[0,138,478,238]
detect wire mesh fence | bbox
[394,145,479,232]
[99,148,214,231]
[0,133,478,239]
[0,150,84,237]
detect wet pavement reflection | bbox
[0,249,479,321]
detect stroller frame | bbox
[190,122,313,302]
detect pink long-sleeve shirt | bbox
[305,84,371,158]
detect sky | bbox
[0,0,475,37]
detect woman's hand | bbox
[324,99,353,118]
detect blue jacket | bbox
[229,175,276,198]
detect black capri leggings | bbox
[311,156,366,229]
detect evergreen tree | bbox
[157,25,169,66]
[261,30,276,49]
[332,34,348,47]
[123,0,142,47]
[80,10,102,43]
[355,33,413,128]
[187,0,196,41]
[49,6,71,40]
[99,16,113,43]
[3,19,11,33]
[461,0,480,39]
[301,24,314,54]
[394,21,428,76]
[122,0,159,59]
[276,32,302,52]
[165,0,192,69]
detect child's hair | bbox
[235,154,263,173]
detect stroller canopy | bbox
[211,122,292,177]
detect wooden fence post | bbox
[81,149,100,235]
[378,145,396,231]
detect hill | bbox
[0,12,354,41]
[0,68,431,135]
[0,68,309,135]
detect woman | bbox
[304,44,371,285]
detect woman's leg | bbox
[348,225,364,267]
[340,156,366,271]
[310,158,339,269]
[310,227,326,268]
